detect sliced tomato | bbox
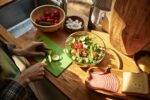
[73,42,83,49]
[77,42,83,49]
[73,42,78,49]
[93,52,97,58]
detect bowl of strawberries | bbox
[30,5,65,32]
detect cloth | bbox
[0,47,20,79]
[0,37,20,79]
[0,80,37,100]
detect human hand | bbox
[17,63,47,86]
[14,42,48,57]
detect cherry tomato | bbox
[54,17,59,20]
[54,20,59,24]
[35,18,41,24]
[46,18,51,22]
[49,19,54,24]
[40,16,46,21]
[54,10,60,17]
[44,11,51,17]
[50,13,55,19]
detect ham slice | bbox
[86,71,120,93]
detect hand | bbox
[13,42,48,57]
[17,63,47,86]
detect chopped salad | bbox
[65,35,105,64]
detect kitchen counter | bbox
[0,24,144,99]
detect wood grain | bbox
[110,0,150,56]
[0,0,14,7]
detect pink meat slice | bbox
[86,72,120,93]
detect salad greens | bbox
[66,35,105,64]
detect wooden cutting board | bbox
[35,36,72,77]
[109,0,150,56]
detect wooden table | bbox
[0,1,145,99]
[0,25,142,100]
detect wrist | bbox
[16,75,30,87]
[12,48,24,56]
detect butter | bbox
[137,55,150,73]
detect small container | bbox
[64,16,84,33]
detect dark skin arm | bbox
[13,41,49,86]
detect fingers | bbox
[38,71,45,76]
[32,41,44,47]
[36,76,44,80]
[40,62,47,67]
[42,43,49,49]
[31,51,46,56]
[36,62,48,68]
[32,42,49,49]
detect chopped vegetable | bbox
[40,49,62,63]
[48,55,52,63]
[41,58,47,63]
[52,55,60,61]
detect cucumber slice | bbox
[41,58,47,63]
[52,55,60,61]
[48,55,52,63]
[80,36,86,41]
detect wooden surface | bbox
[0,0,14,7]
[0,24,144,99]
[109,0,150,56]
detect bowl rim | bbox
[30,5,65,28]
[65,31,106,66]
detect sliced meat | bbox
[86,71,120,93]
